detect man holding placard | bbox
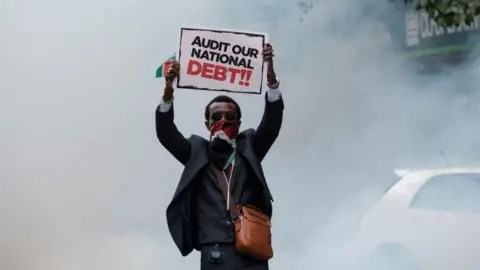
[155,43,283,270]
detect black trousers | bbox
[200,243,269,270]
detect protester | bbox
[155,43,284,270]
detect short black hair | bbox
[204,95,242,121]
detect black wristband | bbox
[162,96,174,103]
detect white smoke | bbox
[2,0,480,269]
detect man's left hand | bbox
[262,43,277,86]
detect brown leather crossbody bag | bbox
[214,168,273,261]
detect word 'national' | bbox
[191,48,254,70]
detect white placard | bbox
[177,27,267,95]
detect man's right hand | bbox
[164,61,180,101]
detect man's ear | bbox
[205,121,209,130]
[237,121,241,129]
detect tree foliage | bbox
[408,0,480,27]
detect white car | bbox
[345,167,480,270]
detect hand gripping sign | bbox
[177,27,267,95]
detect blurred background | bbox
[2,0,480,269]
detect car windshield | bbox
[409,173,480,214]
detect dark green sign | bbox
[389,5,480,57]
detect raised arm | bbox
[155,61,191,165]
[253,43,284,161]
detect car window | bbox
[409,173,480,213]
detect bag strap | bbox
[212,165,238,219]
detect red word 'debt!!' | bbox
[187,59,252,86]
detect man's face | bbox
[206,102,240,130]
